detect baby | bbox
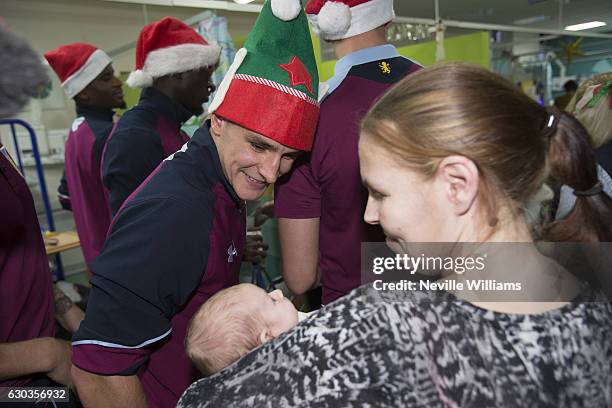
[186,283,310,376]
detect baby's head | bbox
[186,283,298,375]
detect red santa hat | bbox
[44,43,112,99]
[305,0,395,41]
[127,17,221,88]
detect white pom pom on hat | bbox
[318,1,351,38]
[126,69,154,88]
[305,0,395,41]
[271,0,301,21]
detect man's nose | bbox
[259,155,281,184]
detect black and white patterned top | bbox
[178,284,612,408]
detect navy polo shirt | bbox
[72,122,245,407]
[102,87,191,215]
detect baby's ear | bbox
[259,329,273,344]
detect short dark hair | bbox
[563,80,578,93]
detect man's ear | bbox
[74,89,89,105]
[435,155,479,216]
[210,114,223,137]
[259,329,273,344]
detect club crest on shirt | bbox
[227,241,237,263]
[379,61,391,74]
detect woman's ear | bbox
[435,155,479,216]
[259,329,273,344]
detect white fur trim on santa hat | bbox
[62,49,112,98]
[271,0,301,21]
[312,0,394,41]
[208,47,247,114]
[126,42,221,88]
[126,70,153,89]
[308,14,321,36]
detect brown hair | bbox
[361,62,612,242]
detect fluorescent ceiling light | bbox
[564,21,607,31]
[233,0,255,3]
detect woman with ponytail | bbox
[178,63,611,408]
[555,73,612,223]
[546,106,612,241]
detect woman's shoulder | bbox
[338,283,458,318]
[313,284,453,327]
[335,282,451,307]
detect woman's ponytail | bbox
[543,108,612,241]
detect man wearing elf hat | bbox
[102,17,219,216]
[275,0,421,305]
[70,2,319,406]
[44,43,125,272]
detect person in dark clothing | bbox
[57,175,71,210]
[554,79,578,110]
[102,17,219,216]
[71,4,320,407]
[45,43,125,270]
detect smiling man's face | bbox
[210,114,302,201]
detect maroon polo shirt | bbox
[63,107,114,268]
[0,144,55,387]
[275,54,421,305]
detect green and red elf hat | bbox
[209,0,319,151]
